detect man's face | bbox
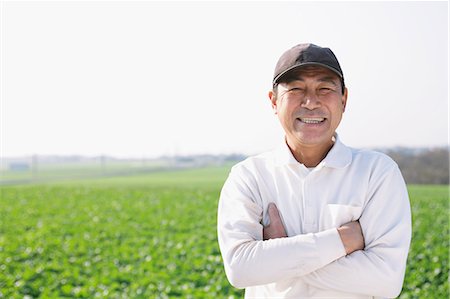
[269,66,348,149]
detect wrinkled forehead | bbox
[278,65,340,84]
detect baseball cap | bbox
[273,43,345,91]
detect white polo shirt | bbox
[217,136,411,298]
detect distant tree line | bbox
[385,148,449,185]
[2,149,448,186]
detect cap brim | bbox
[273,62,343,85]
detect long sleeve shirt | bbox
[217,136,411,298]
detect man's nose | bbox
[301,92,320,110]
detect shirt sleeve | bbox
[217,164,347,288]
[300,163,412,298]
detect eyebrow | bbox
[318,76,339,86]
[289,76,339,86]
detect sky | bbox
[1,1,448,158]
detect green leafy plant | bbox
[0,169,448,298]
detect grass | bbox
[0,159,177,183]
[400,185,449,298]
[0,167,448,298]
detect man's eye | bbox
[288,88,304,93]
[318,88,333,94]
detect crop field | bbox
[0,167,448,298]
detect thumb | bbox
[268,203,282,224]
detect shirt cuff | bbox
[315,228,347,266]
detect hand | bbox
[337,220,365,255]
[263,203,287,240]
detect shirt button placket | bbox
[303,174,315,233]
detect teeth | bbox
[299,117,325,124]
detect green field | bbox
[0,167,448,298]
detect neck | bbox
[286,137,335,168]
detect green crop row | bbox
[0,168,448,298]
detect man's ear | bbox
[268,90,278,114]
[342,87,348,112]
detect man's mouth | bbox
[297,117,326,124]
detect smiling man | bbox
[217,43,411,298]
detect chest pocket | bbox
[325,204,363,228]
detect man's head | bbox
[272,43,345,93]
[269,43,348,152]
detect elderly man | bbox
[217,43,411,298]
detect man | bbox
[217,43,411,298]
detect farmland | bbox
[0,167,448,298]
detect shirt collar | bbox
[274,133,352,169]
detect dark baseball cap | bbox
[273,43,345,91]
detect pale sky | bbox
[1,1,448,158]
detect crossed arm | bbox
[264,202,365,255]
[218,163,411,297]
